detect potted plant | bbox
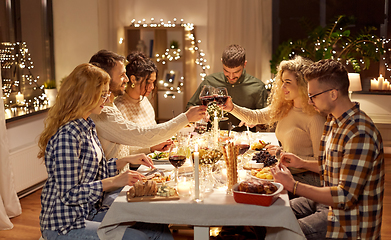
[270,15,384,74]
[44,79,57,106]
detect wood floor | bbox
[1,154,390,240]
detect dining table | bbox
[97,132,305,240]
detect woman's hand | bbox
[151,139,173,152]
[185,105,207,122]
[238,121,256,128]
[117,153,154,170]
[218,96,234,112]
[265,145,280,156]
[102,170,145,191]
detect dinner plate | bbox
[148,152,170,164]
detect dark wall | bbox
[273,0,390,90]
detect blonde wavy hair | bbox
[267,56,317,126]
[37,63,110,159]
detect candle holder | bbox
[177,176,192,198]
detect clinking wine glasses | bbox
[199,85,230,121]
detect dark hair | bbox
[221,44,246,68]
[89,50,125,75]
[304,59,349,96]
[126,52,158,97]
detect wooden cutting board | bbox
[127,191,180,202]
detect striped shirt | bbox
[319,103,384,239]
[40,118,118,234]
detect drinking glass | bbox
[199,85,216,106]
[196,85,216,130]
[235,132,251,168]
[215,87,229,121]
[168,142,187,186]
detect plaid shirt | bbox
[319,103,384,239]
[40,118,118,235]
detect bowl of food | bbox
[232,179,283,206]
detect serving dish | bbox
[232,182,283,206]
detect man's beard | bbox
[110,83,126,97]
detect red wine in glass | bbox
[169,155,186,168]
[215,95,228,105]
[215,87,229,121]
[237,144,250,155]
[200,96,215,106]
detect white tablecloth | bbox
[98,132,303,240]
[97,186,304,240]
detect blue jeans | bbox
[290,197,329,240]
[42,209,173,240]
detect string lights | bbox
[1,41,49,119]
[128,18,210,96]
[283,37,391,81]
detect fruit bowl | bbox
[232,182,283,207]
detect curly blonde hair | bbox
[37,63,110,159]
[267,56,317,126]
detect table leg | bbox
[194,226,209,240]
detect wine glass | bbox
[215,87,229,121]
[199,85,216,106]
[235,132,251,168]
[168,142,187,186]
[196,85,215,132]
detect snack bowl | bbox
[232,182,283,207]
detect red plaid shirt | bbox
[319,103,384,239]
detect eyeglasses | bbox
[308,89,334,103]
[101,92,111,101]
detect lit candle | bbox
[370,78,378,91]
[378,74,384,90]
[221,168,227,181]
[384,80,390,91]
[177,179,191,197]
[194,144,200,199]
[213,112,218,146]
[16,92,24,104]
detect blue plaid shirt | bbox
[39,118,118,234]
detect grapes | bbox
[252,150,278,167]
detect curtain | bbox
[207,0,273,83]
[0,62,22,230]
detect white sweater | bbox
[91,102,189,160]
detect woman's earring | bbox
[131,83,135,88]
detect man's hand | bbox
[270,162,295,192]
